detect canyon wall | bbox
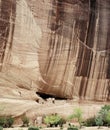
[0,0,42,101]
[27,0,110,101]
[0,0,110,105]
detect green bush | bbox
[97,105,110,127]
[105,112,110,126]
[101,105,110,111]
[44,114,65,127]
[0,116,14,128]
[6,116,14,127]
[0,126,3,130]
[83,117,96,127]
[28,126,39,130]
[0,117,6,127]
[68,108,83,128]
[95,116,103,128]
[58,118,66,127]
[83,105,110,127]
[22,116,29,127]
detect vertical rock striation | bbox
[0,0,110,102]
[0,0,42,100]
[27,0,110,101]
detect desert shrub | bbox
[83,117,96,127]
[0,116,14,128]
[0,126,3,130]
[0,117,6,127]
[101,105,110,111]
[28,126,39,130]
[68,108,83,128]
[96,105,110,127]
[58,118,66,127]
[67,127,78,130]
[105,112,110,126]
[95,116,103,128]
[22,116,29,127]
[6,116,14,127]
[67,124,78,130]
[44,114,65,127]
[83,105,110,127]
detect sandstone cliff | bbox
[0,0,110,111]
[27,0,110,101]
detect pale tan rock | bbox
[0,0,110,118]
[0,0,43,101]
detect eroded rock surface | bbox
[0,0,43,101]
[0,0,110,117]
[27,0,110,101]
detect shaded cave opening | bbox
[36,92,67,101]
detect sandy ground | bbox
[1,100,110,130]
[0,98,109,120]
[3,127,110,130]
